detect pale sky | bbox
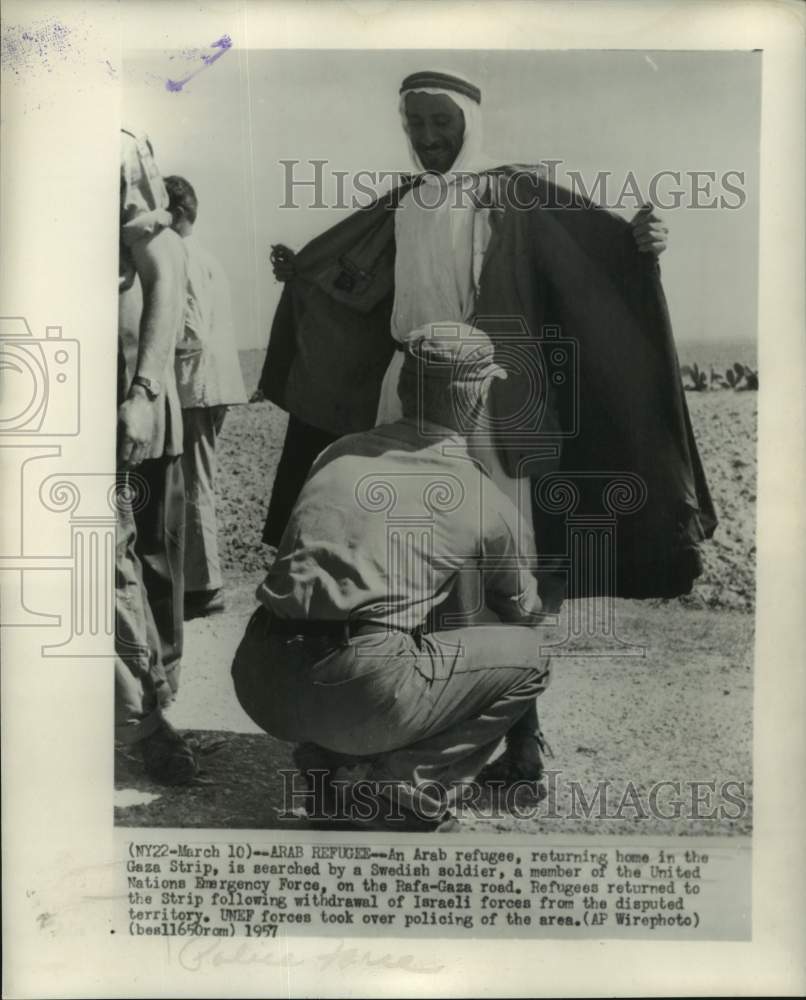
[123,48,760,349]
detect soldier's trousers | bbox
[232,606,550,815]
[115,457,185,743]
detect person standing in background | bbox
[164,176,248,618]
[117,131,194,783]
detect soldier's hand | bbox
[117,388,155,468]
[631,202,669,256]
[270,243,297,281]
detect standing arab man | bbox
[262,70,676,541]
[260,68,715,615]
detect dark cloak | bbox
[259,171,717,598]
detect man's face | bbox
[404,92,466,173]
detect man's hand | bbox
[270,243,297,282]
[117,386,155,468]
[631,202,669,256]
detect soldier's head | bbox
[399,70,482,175]
[164,175,198,237]
[398,324,506,433]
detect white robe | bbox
[375,177,534,549]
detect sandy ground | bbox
[115,354,756,835]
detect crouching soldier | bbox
[232,328,551,830]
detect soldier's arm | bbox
[130,227,185,383]
[482,502,544,625]
[117,228,184,467]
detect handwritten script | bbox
[177,938,445,976]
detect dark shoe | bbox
[291,743,335,819]
[291,745,458,831]
[291,743,372,821]
[361,803,460,833]
[141,720,200,785]
[184,589,226,620]
[347,787,460,833]
[476,731,551,791]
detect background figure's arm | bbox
[117,228,185,467]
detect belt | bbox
[269,617,401,640]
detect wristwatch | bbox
[131,374,162,400]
